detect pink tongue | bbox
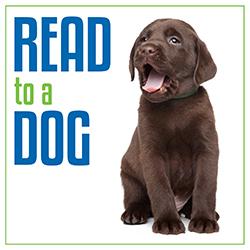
[142,69,165,93]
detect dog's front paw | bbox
[153,219,185,235]
[121,206,149,225]
[188,218,219,233]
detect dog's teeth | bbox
[160,86,167,93]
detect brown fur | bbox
[121,19,219,235]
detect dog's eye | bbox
[168,36,181,45]
[140,36,148,42]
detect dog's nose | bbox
[139,45,158,56]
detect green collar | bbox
[172,86,198,100]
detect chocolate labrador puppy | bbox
[121,19,219,235]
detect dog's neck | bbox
[172,85,199,100]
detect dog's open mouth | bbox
[141,64,171,94]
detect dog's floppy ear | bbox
[193,38,217,85]
[129,42,136,81]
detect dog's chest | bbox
[165,134,195,208]
[168,149,194,211]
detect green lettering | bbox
[42,83,52,105]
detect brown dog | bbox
[121,19,219,235]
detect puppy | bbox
[121,19,219,235]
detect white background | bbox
[0,0,248,248]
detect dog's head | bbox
[129,19,217,103]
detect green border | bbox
[242,4,246,245]
[4,4,245,7]
[4,4,8,246]
[4,4,245,246]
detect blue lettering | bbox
[88,17,111,71]
[41,111,63,166]
[14,111,37,164]
[42,17,57,71]
[15,17,37,71]
[61,17,83,71]
[14,111,90,166]
[14,16,110,72]
[68,111,90,165]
